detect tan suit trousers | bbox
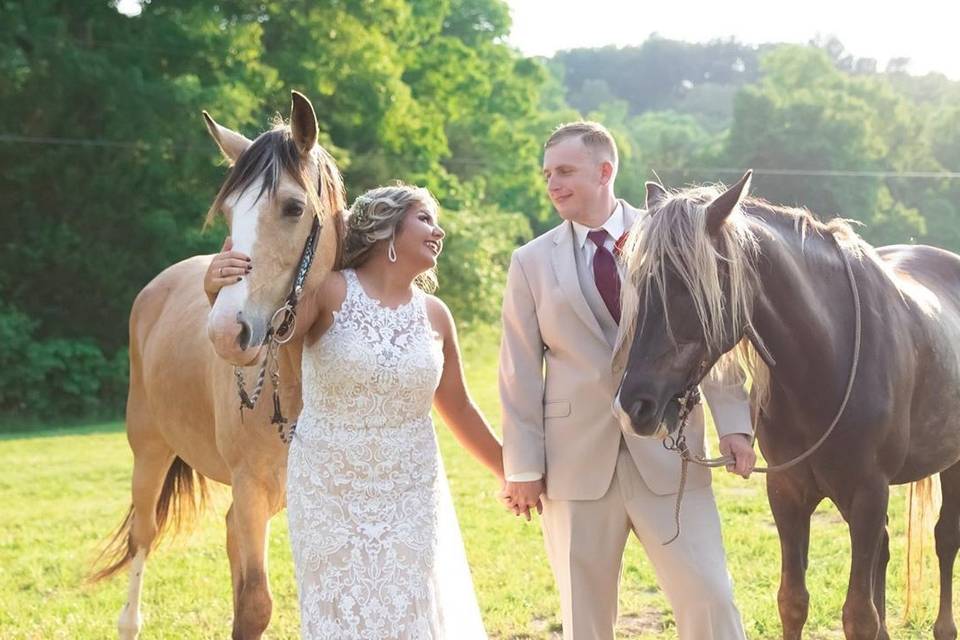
[540,442,746,640]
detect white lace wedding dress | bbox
[286,269,487,639]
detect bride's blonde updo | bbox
[341,183,440,292]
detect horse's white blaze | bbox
[117,548,147,640]
[208,180,263,339]
[225,180,262,261]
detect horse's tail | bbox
[904,474,942,619]
[89,457,208,582]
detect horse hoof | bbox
[117,603,142,640]
[933,620,958,640]
[117,623,141,640]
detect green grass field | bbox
[0,326,948,638]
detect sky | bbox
[505,0,960,79]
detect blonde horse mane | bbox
[613,185,869,406]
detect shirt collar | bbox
[572,201,625,249]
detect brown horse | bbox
[91,91,345,640]
[614,171,958,640]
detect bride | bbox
[205,184,504,638]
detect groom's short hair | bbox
[545,121,619,171]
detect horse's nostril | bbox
[630,398,657,424]
[236,315,252,351]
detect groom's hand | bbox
[719,433,756,478]
[499,479,544,521]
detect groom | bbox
[498,121,756,640]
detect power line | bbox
[683,167,960,179]
[0,134,139,148]
[2,133,959,179]
[13,31,220,61]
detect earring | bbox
[388,238,397,263]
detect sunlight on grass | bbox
[0,326,949,638]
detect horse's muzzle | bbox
[615,392,674,439]
[207,309,266,366]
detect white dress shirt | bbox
[571,201,625,274]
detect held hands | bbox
[718,433,757,478]
[497,479,544,521]
[204,236,251,304]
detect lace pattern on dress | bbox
[286,269,485,639]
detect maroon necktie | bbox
[588,229,621,324]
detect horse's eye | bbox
[283,203,304,218]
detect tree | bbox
[0,0,549,422]
[723,46,928,246]
[555,37,763,117]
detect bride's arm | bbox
[297,270,345,345]
[429,296,504,481]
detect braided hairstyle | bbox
[341,183,439,292]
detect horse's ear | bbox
[290,90,318,157]
[706,170,752,235]
[202,111,252,164]
[645,181,668,211]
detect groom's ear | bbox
[599,160,615,186]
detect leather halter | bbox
[234,215,322,443]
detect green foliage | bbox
[0,303,127,420]
[437,205,532,327]
[617,110,716,205]
[723,46,936,245]
[560,39,957,252]
[1,0,553,422]
[556,37,764,117]
[4,11,960,425]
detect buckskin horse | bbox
[91,91,345,640]
[614,171,954,640]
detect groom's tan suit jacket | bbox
[500,201,752,499]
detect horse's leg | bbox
[226,504,243,616]
[767,471,821,640]
[872,517,890,640]
[935,465,960,640]
[838,481,888,640]
[230,473,281,640]
[117,441,175,640]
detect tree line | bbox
[2,2,957,422]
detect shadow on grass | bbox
[0,419,125,441]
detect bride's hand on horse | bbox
[204,236,251,304]
[719,433,757,479]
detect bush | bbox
[0,304,127,424]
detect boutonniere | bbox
[613,231,630,259]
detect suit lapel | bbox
[551,221,607,345]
